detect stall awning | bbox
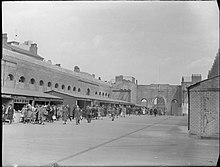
[135,104,147,107]
[45,90,133,105]
[2,87,63,100]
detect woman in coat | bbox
[7,104,14,124]
[62,105,68,124]
[74,105,81,125]
[38,105,46,125]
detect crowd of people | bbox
[2,103,163,125]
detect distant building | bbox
[181,74,202,115]
[112,75,183,116]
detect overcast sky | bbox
[2,1,219,85]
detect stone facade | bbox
[137,84,182,115]
[111,75,183,115]
[2,48,112,98]
[111,75,137,104]
[2,34,114,111]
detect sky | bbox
[2,1,219,85]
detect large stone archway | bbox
[137,84,182,115]
[152,95,167,115]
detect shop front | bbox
[2,87,63,111]
[45,90,133,113]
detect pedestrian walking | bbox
[6,104,15,124]
[153,108,158,117]
[100,105,104,119]
[121,105,126,117]
[111,106,116,121]
[86,105,92,123]
[38,105,47,125]
[31,105,37,124]
[75,105,81,125]
[66,104,72,121]
[97,105,102,120]
[62,105,68,124]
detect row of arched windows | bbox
[7,74,110,97]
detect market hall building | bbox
[1,33,134,112]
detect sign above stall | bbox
[13,96,33,100]
[2,94,12,98]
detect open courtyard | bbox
[2,115,219,166]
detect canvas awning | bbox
[2,87,63,101]
[45,90,133,105]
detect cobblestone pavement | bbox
[2,115,219,166]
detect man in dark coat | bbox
[86,105,92,123]
[74,105,81,125]
[7,104,14,124]
[111,106,116,121]
[153,108,158,117]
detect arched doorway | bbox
[153,96,166,115]
[141,99,148,107]
[171,99,178,116]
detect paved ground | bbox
[2,115,219,166]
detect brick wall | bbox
[189,76,219,137]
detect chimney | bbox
[2,33,8,44]
[30,43,38,54]
[74,66,80,72]
[191,74,202,84]
[115,75,123,82]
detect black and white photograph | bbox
[2,0,219,166]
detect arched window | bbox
[48,82,52,87]
[102,93,104,96]
[73,87,76,91]
[62,85,65,90]
[105,93,107,96]
[30,78,35,84]
[99,92,101,95]
[39,80,44,86]
[8,74,14,81]
[87,88,90,95]
[67,86,71,91]
[78,88,81,92]
[95,91,98,95]
[55,83,59,88]
[108,94,110,98]
[19,76,25,83]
